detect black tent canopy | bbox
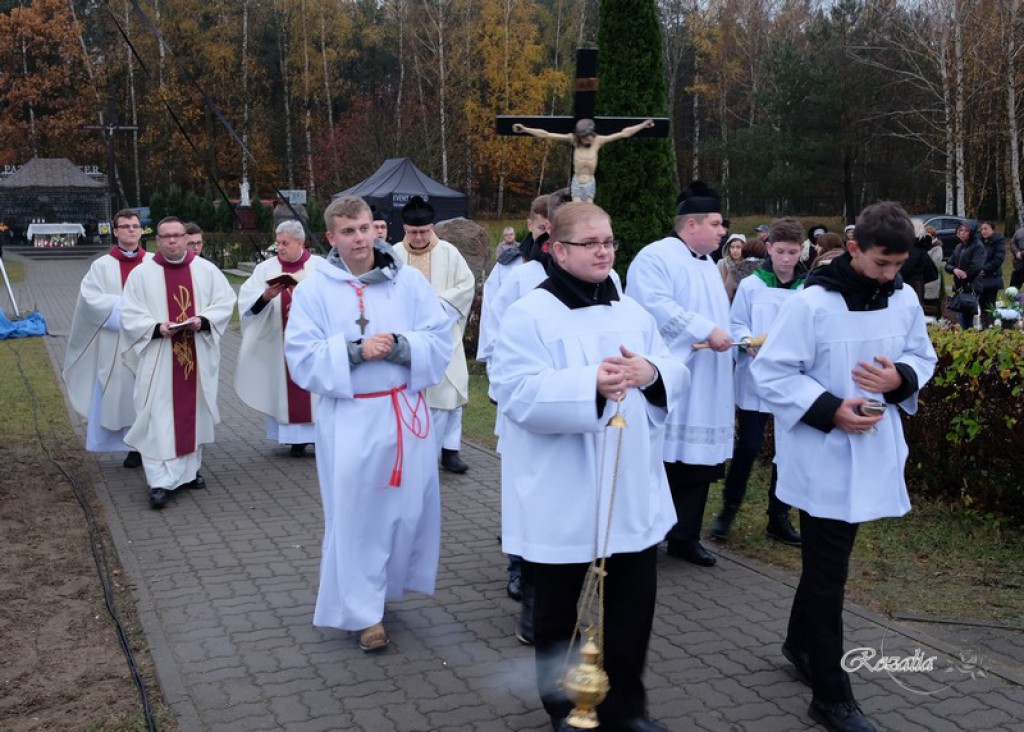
[334,158,468,242]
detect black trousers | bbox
[524,545,658,729]
[786,512,859,703]
[663,461,723,543]
[721,409,787,514]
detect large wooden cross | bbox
[81,99,139,216]
[495,48,669,139]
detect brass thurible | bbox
[562,635,610,729]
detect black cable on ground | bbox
[6,341,158,732]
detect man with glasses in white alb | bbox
[64,209,152,469]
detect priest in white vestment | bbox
[284,195,451,653]
[626,182,734,568]
[63,209,151,466]
[120,217,235,510]
[393,195,475,474]
[752,202,936,732]
[236,220,321,456]
[492,202,688,732]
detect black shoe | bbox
[506,575,522,602]
[708,503,739,541]
[149,487,168,510]
[441,448,468,473]
[808,699,877,732]
[766,512,801,546]
[189,472,206,489]
[289,443,308,457]
[782,642,812,686]
[618,717,671,732]
[666,539,717,566]
[123,450,142,468]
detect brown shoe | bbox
[358,622,389,652]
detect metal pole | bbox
[0,257,21,317]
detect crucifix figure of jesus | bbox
[496,48,668,202]
[511,117,655,202]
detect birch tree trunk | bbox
[19,36,37,156]
[276,1,295,188]
[1006,0,1024,228]
[319,2,338,176]
[241,0,251,193]
[692,83,700,179]
[394,0,407,154]
[301,0,315,196]
[124,1,142,205]
[953,10,966,216]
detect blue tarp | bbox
[0,310,47,339]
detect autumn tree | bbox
[0,0,103,163]
[463,0,566,213]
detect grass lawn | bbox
[463,371,1024,625]
[0,337,72,441]
[2,258,26,283]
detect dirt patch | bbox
[0,439,173,731]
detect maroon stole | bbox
[108,246,146,287]
[154,251,198,457]
[279,249,313,424]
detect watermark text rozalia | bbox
[842,647,937,673]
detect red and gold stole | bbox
[154,251,198,457]
[108,246,146,287]
[278,249,313,424]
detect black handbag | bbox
[949,289,979,313]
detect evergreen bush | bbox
[904,325,1024,524]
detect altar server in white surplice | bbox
[120,217,235,510]
[64,209,151,467]
[492,202,688,732]
[284,195,451,653]
[236,220,321,456]
[393,196,475,474]
[752,201,936,732]
[626,181,733,568]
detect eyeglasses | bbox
[157,232,186,240]
[560,239,621,252]
[116,224,142,230]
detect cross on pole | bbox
[496,49,669,201]
[81,99,139,218]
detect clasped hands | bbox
[834,355,901,434]
[159,316,202,337]
[362,333,395,361]
[596,346,657,401]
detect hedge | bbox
[904,324,1024,524]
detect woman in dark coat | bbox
[945,223,986,329]
[976,221,1006,328]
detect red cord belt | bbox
[354,385,430,487]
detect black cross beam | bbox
[495,48,669,138]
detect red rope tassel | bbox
[355,386,430,488]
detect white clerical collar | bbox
[164,253,187,264]
[119,247,140,258]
